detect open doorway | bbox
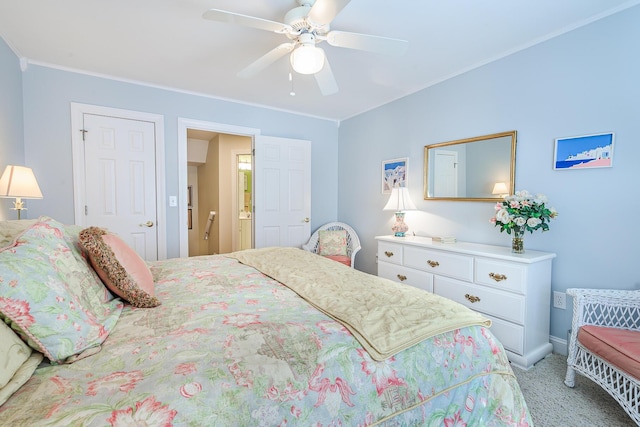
[178,119,312,257]
[186,129,252,256]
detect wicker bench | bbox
[564,288,640,425]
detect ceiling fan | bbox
[202,0,408,96]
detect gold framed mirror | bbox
[424,130,517,201]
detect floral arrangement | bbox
[491,190,558,235]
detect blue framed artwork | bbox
[553,132,614,170]
[382,158,408,193]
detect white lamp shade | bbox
[290,44,325,75]
[0,165,43,199]
[383,187,416,211]
[491,182,509,195]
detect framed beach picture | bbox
[382,158,408,193]
[554,132,614,170]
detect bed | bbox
[0,217,531,426]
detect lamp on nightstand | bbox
[383,187,416,237]
[0,165,43,220]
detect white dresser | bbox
[376,235,556,369]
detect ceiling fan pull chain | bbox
[289,71,296,96]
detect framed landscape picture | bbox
[554,132,614,170]
[382,158,408,193]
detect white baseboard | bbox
[550,334,568,356]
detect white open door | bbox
[254,135,311,248]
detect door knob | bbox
[304,217,310,223]
[139,221,154,227]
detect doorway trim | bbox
[177,118,261,258]
[70,102,167,259]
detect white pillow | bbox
[0,219,38,248]
[0,321,43,405]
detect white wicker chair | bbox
[302,222,361,268]
[564,288,640,425]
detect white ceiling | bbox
[1,0,638,122]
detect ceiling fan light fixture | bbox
[290,44,325,75]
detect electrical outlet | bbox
[553,291,566,309]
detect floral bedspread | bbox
[1,254,532,426]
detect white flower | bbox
[495,209,511,224]
[514,217,527,227]
[527,217,542,227]
[533,194,548,204]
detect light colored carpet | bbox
[512,353,633,427]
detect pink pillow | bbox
[79,227,160,308]
[324,255,351,267]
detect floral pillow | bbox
[0,219,123,364]
[79,227,160,308]
[318,230,348,256]
[0,320,43,405]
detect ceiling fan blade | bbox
[203,9,290,33]
[314,55,339,96]
[326,30,408,55]
[237,43,295,79]
[308,0,351,26]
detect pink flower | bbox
[200,301,228,311]
[107,396,177,427]
[179,382,202,398]
[0,297,35,328]
[290,406,301,418]
[174,363,197,376]
[444,410,467,427]
[357,349,406,396]
[223,313,261,328]
[86,371,144,396]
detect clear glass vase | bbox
[512,228,525,254]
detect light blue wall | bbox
[339,5,640,342]
[0,37,25,219]
[20,66,339,258]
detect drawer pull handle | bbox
[465,294,481,303]
[489,273,507,282]
[384,251,394,258]
[397,274,407,281]
[427,260,440,268]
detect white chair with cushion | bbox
[564,288,640,425]
[302,222,361,268]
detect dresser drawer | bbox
[434,276,525,325]
[377,241,403,265]
[484,314,524,355]
[378,262,433,293]
[475,258,526,294]
[404,246,473,282]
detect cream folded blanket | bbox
[228,247,491,361]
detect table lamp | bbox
[383,187,416,237]
[0,165,43,219]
